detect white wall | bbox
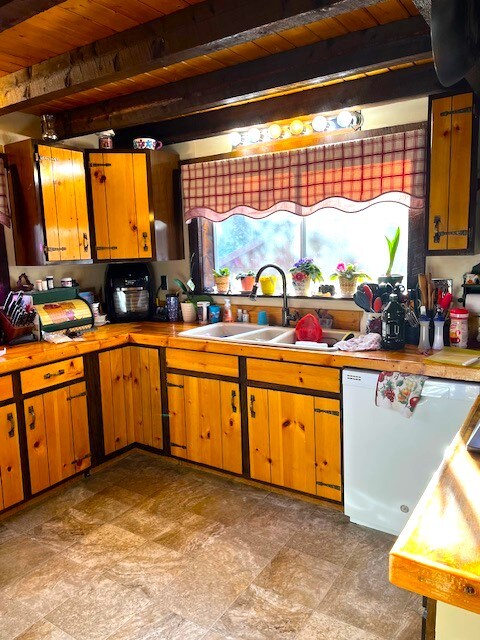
[436,602,480,640]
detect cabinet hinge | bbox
[167,382,184,389]
[433,216,469,244]
[316,481,341,491]
[170,442,187,449]
[89,162,111,167]
[95,246,118,251]
[71,453,91,465]
[440,106,473,117]
[314,408,340,416]
[67,391,87,401]
[35,153,57,162]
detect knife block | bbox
[0,309,35,344]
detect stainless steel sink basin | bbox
[178,323,350,351]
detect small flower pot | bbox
[338,275,357,297]
[291,274,311,296]
[181,302,197,323]
[259,275,277,295]
[214,276,230,294]
[239,275,255,292]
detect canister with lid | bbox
[450,308,469,348]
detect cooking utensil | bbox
[353,290,373,312]
[362,284,373,309]
[373,297,383,313]
[418,274,428,309]
[441,292,453,312]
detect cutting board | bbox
[425,347,480,368]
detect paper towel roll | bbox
[465,294,480,315]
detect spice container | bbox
[61,277,73,287]
[450,308,469,348]
[46,276,54,290]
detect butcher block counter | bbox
[1,321,480,616]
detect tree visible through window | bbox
[213,201,409,293]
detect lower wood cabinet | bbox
[99,346,162,454]
[167,373,242,474]
[248,388,342,501]
[0,404,24,510]
[25,382,91,494]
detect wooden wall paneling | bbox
[130,346,145,444]
[247,386,271,483]
[37,144,60,260]
[149,348,163,450]
[98,350,115,454]
[71,147,91,259]
[427,96,452,251]
[138,347,154,447]
[268,390,316,494]
[167,373,187,458]
[24,394,50,494]
[50,146,79,260]
[43,386,75,485]
[447,92,473,251]
[69,381,91,473]
[132,153,152,259]
[0,375,13,402]
[314,397,342,502]
[219,381,242,474]
[88,152,111,260]
[0,404,24,508]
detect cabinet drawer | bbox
[21,357,84,394]
[247,359,340,394]
[0,375,13,402]
[166,349,238,377]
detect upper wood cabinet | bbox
[86,149,184,262]
[5,140,91,265]
[427,92,479,254]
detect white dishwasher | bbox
[343,369,480,535]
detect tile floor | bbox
[0,452,422,640]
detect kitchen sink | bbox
[179,323,350,350]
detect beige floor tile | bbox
[0,523,19,544]
[214,583,311,640]
[1,554,98,616]
[16,619,75,639]
[296,612,383,640]
[106,603,206,639]
[4,501,66,534]
[112,505,174,540]
[106,540,188,599]
[0,593,42,639]
[0,534,56,589]
[73,486,144,523]
[189,484,267,526]
[155,511,226,554]
[45,575,151,640]
[28,508,103,552]
[253,547,338,608]
[63,523,145,570]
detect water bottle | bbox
[417,306,431,352]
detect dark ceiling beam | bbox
[0,0,65,33]
[0,0,378,115]
[115,63,456,146]
[413,0,431,25]
[57,16,432,138]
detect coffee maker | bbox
[104,263,154,323]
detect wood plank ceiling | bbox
[0,0,433,138]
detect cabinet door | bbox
[314,397,342,502]
[268,390,316,494]
[69,382,91,473]
[43,386,76,485]
[0,404,24,509]
[99,348,129,454]
[130,346,162,449]
[167,373,187,458]
[38,145,61,260]
[132,154,152,259]
[220,381,242,474]
[183,377,223,468]
[25,394,50,494]
[247,386,271,483]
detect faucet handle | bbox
[287,310,300,322]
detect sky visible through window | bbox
[214,201,409,290]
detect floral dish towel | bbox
[375,371,427,419]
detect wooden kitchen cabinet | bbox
[427,92,479,253]
[167,373,242,474]
[99,346,162,454]
[5,139,91,264]
[25,382,91,494]
[248,387,342,501]
[0,404,24,511]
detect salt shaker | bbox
[432,310,445,350]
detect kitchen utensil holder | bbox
[0,309,35,344]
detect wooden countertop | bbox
[390,398,480,614]
[2,321,480,382]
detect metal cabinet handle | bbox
[83,233,89,252]
[71,452,91,466]
[249,394,256,418]
[28,405,36,430]
[44,368,65,380]
[96,246,118,251]
[67,391,87,401]
[7,412,15,438]
[44,245,67,255]
[142,231,149,252]
[231,390,237,413]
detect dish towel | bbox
[375,372,427,418]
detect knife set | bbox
[0,291,37,344]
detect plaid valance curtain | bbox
[0,156,10,228]
[182,128,426,223]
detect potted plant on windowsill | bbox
[174,277,214,323]
[235,270,256,293]
[289,258,323,296]
[213,267,231,294]
[378,227,403,286]
[331,262,370,297]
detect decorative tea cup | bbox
[133,137,162,150]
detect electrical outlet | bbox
[160,275,168,290]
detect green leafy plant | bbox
[385,227,400,276]
[174,253,214,305]
[330,262,370,282]
[213,267,231,277]
[235,270,255,280]
[289,258,323,283]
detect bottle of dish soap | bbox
[223,298,233,322]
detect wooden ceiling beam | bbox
[56,16,431,138]
[0,0,65,33]
[0,0,382,115]
[115,63,455,146]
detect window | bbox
[210,200,409,294]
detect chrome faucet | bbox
[250,264,300,327]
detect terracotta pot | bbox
[214,275,230,294]
[181,302,197,322]
[338,275,358,297]
[239,275,255,292]
[291,274,311,296]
